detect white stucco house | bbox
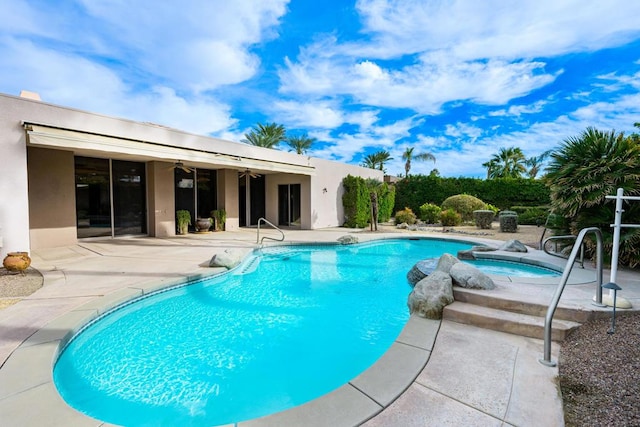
[0,92,382,258]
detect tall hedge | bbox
[394,176,550,213]
[342,176,395,227]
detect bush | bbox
[394,175,550,213]
[419,203,442,224]
[518,207,549,226]
[441,194,486,222]
[395,207,417,225]
[342,175,370,227]
[485,203,500,215]
[440,209,462,226]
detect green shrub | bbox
[485,203,500,215]
[440,209,462,226]
[394,175,550,213]
[377,183,396,222]
[441,194,486,222]
[342,175,370,227]
[395,207,417,225]
[419,203,442,224]
[518,207,549,225]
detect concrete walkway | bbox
[1,228,638,426]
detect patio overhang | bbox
[24,123,315,176]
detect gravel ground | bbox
[559,312,640,426]
[0,267,43,309]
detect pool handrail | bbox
[539,227,604,367]
[257,217,285,244]
[541,234,585,268]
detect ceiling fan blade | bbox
[180,166,193,173]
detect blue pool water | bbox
[53,239,557,426]
[464,258,560,277]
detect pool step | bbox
[443,301,582,341]
[452,288,594,323]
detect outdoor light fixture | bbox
[601,282,622,334]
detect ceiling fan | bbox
[239,169,261,178]
[167,161,193,173]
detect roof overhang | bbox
[24,123,315,176]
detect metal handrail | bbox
[256,218,285,244]
[539,227,604,367]
[541,235,585,268]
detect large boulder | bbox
[407,258,439,286]
[435,253,459,274]
[450,262,496,290]
[457,245,497,260]
[209,249,244,269]
[407,270,454,319]
[337,235,358,245]
[498,239,528,253]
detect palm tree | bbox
[362,150,393,172]
[525,150,552,179]
[402,147,435,177]
[287,133,316,154]
[545,127,640,266]
[241,122,286,148]
[484,147,527,179]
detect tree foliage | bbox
[545,127,640,266]
[342,175,395,227]
[362,150,393,172]
[241,122,287,148]
[402,147,435,177]
[483,147,527,179]
[287,133,315,154]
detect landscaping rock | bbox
[407,270,454,319]
[435,253,459,274]
[209,249,244,269]
[498,239,528,253]
[407,258,439,286]
[450,262,496,290]
[457,245,497,260]
[396,222,409,229]
[337,235,358,245]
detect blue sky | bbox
[1,0,640,177]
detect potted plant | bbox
[211,209,226,231]
[176,210,191,235]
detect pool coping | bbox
[0,235,601,426]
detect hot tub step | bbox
[452,288,594,323]
[443,301,581,341]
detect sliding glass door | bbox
[75,157,147,238]
[278,184,301,227]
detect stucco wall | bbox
[217,169,239,231]
[147,161,175,237]
[26,147,78,249]
[265,174,312,228]
[309,158,383,229]
[0,97,34,257]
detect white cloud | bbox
[355,0,640,60]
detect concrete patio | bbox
[1,228,639,426]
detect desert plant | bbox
[395,207,417,225]
[441,194,486,222]
[211,209,227,231]
[545,127,640,266]
[485,203,500,215]
[176,210,191,234]
[419,203,442,224]
[440,208,462,226]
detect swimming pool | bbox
[52,238,554,426]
